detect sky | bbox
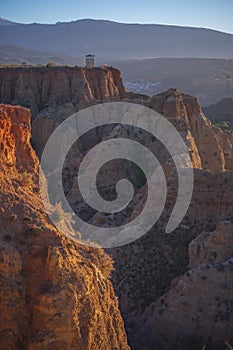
[1,0,233,34]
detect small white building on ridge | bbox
[85,54,95,69]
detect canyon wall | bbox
[0,104,130,350]
[137,220,233,350]
[126,88,233,172]
[1,67,232,172]
[0,66,125,116]
[1,67,233,350]
[0,66,126,156]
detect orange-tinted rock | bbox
[124,88,233,172]
[1,67,232,173]
[149,89,233,171]
[0,104,37,171]
[0,66,126,157]
[1,68,233,350]
[189,220,233,268]
[0,105,130,350]
[137,220,233,350]
[0,66,126,117]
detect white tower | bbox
[85,54,95,69]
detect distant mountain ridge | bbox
[203,98,233,121]
[0,18,233,60]
[0,17,19,26]
[0,44,79,65]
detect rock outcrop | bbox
[189,220,233,268]
[0,66,126,157]
[126,88,233,172]
[1,67,233,350]
[0,104,130,350]
[137,220,233,350]
[0,66,125,117]
[1,67,233,172]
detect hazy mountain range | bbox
[115,58,233,105]
[0,18,233,60]
[0,18,232,106]
[0,17,19,26]
[0,44,79,65]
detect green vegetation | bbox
[23,216,33,222]
[212,119,233,134]
[20,172,33,187]
[28,224,44,234]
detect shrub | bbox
[10,214,17,221]
[50,202,74,225]
[29,224,44,234]
[23,216,32,222]
[217,264,225,272]
[51,203,64,223]
[3,234,12,241]
[98,252,113,278]
[20,172,33,187]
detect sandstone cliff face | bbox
[137,220,233,350]
[0,66,126,116]
[0,66,126,157]
[108,161,233,350]
[105,90,233,349]
[0,104,130,350]
[1,68,233,350]
[1,67,233,173]
[189,220,233,268]
[0,104,37,171]
[61,88,233,245]
[125,88,233,172]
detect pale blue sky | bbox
[1,0,233,34]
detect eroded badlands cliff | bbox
[138,220,233,350]
[0,66,232,172]
[0,104,130,350]
[0,66,126,156]
[0,66,233,350]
